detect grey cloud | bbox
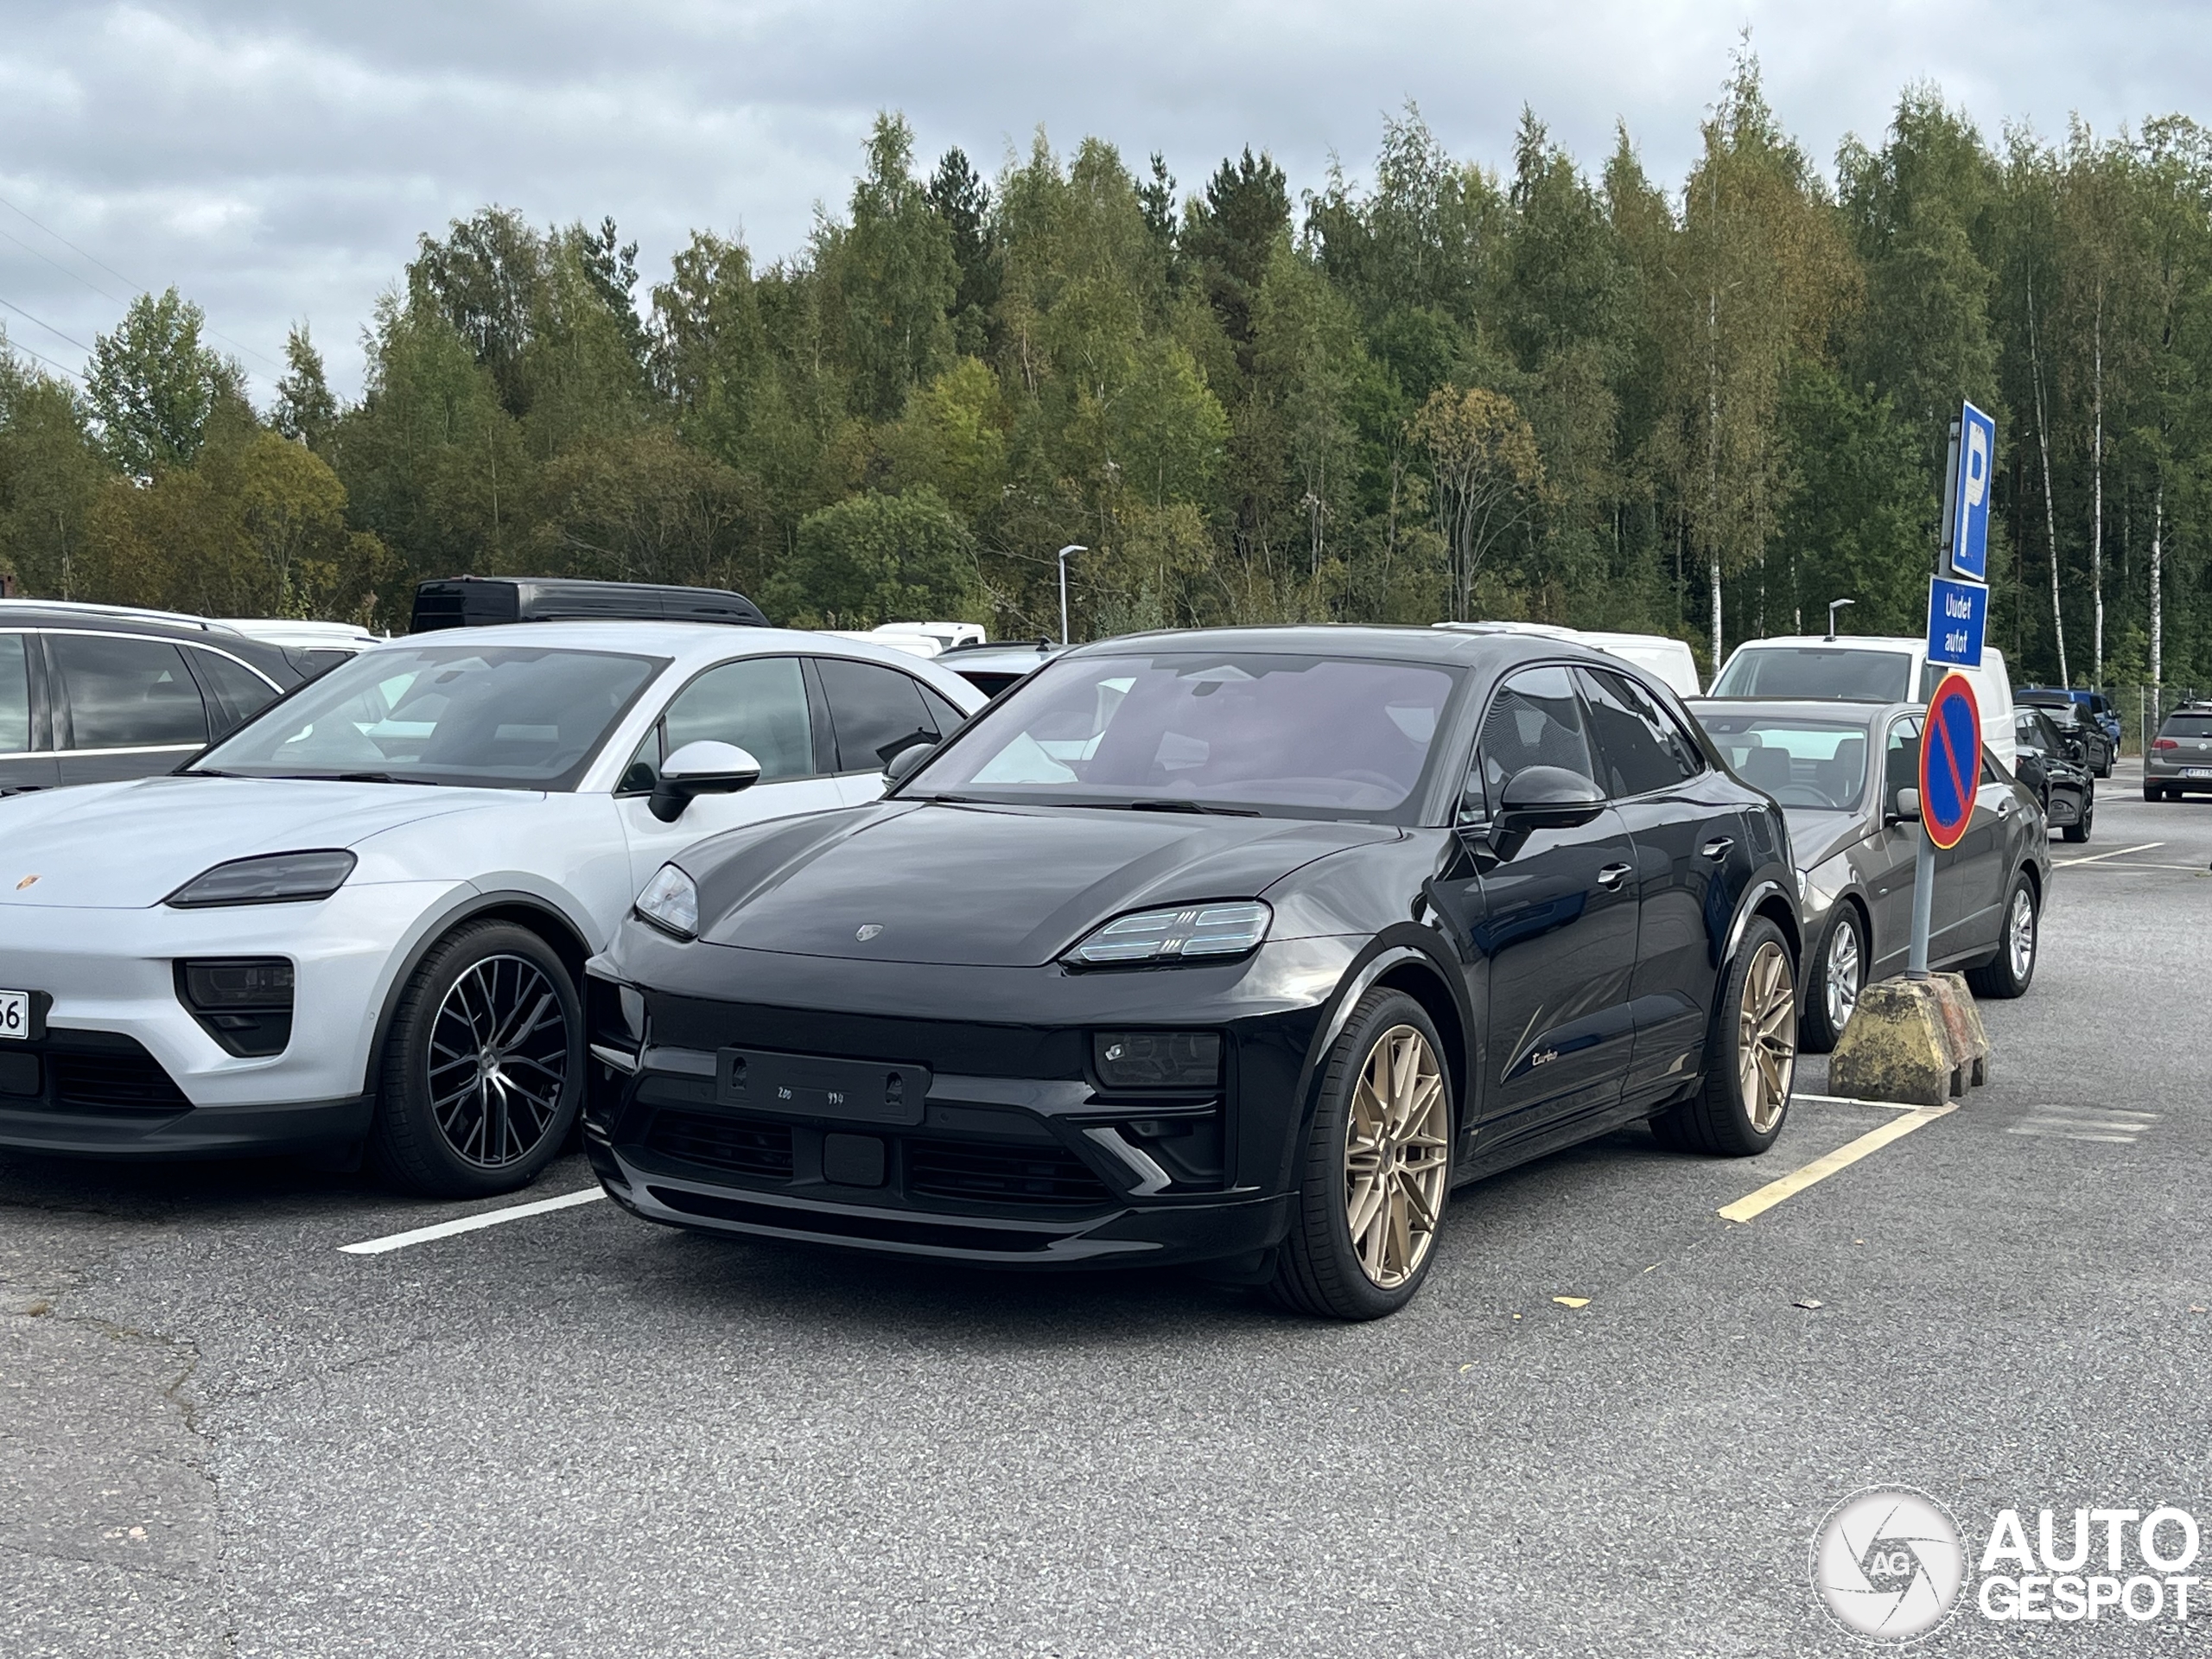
[2,0,2206,399]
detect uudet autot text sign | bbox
[1926,575,1986,670]
[1920,672,1981,851]
[1946,400,1995,582]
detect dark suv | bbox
[2017,690,2113,777]
[0,604,308,795]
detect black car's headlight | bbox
[1065,901,1271,966]
[633,862,700,940]
[165,850,357,908]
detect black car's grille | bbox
[644,1110,795,1181]
[906,1139,1114,1208]
[50,1045,189,1113]
[647,1185,1058,1254]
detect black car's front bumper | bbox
[582,932,1360,1269]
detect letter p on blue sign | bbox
[1948,400,1994,582]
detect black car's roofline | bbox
[1058,623,1635,673]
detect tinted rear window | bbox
[2162,715,2212,739]
[1712,648,1911,702]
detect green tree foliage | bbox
[86,289,245,476]
[13,64,2212,691]
[773,486,979,626]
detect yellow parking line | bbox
[2053,841,2163,868]
[1718,1104,1956,1224]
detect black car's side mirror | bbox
[1496,766,1606,833]
[649,741,762,823]
[882,738,935,790]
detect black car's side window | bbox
[1475,664,1598,809]
[625,654,817,793]
[816,657,942,772]
[187,648,280,734]
[51,632,209,750]
[1577,666,1700,798]
[0,634,29,753]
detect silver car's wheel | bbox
[426,954,570,1169]
[2006,886,2036,981]
[1824,918,1861,1035]
[1966,872,2039,1001]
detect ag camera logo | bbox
[1811,1486,1967,1642]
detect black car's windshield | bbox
[1712,647,1911,702]
[906,652,1461,818]
[194,645,664,790]
[1694,714,1871,810]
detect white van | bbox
[820,621,987,660]
[1708,634,2017,766]
[1433,622,1702,699]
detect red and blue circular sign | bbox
[1919,672,1982,850]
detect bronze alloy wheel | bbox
[1738,939,1796,1136]
[425,953,571,1168]
[1342,1023,1451,1290]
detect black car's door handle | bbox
[1597,863,1632,891]
[1700,836,1733,861]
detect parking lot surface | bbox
[3,761,2208,1656]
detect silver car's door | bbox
[617,653,847,889]
[1864,715,1922,979]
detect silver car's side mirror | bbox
[1889,786,1922,824]
[649,741,762,823]
[882,739,934,791]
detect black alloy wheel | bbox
[1798,903,1866,1055]
[1270,988,1452,1322]
[370,920,583,1198]
[1652,915,1796,1157]
[1966,872,2039,1001]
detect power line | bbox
[0,222,134,309]
[0,294,92,355]
[0,332,86,383]
[0,189,287,375]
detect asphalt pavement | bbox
[3,760,2208,1656]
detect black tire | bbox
[1965,871,2038,1000]
[2145,785,2163,803]
[1652,916,1795,1157]
[369,921,583,1198]
[1798,903,1866,1055]
[1268,989,1452,1322]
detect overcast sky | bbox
[3,0,2206,402]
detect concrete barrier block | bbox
[1828,978,1965,1108]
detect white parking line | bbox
[1793,1092,1923,1113]
[339,1187,606,1255]
[2053,841,2164,868]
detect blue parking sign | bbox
[1927,575,1987,669]
[1946,401,1994,582]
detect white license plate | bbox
[2184,768,2212,779]
[0,990,28,1040]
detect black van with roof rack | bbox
[410,576,768,633]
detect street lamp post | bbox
[1827,597,1855,641]
[1058,544,1087,646]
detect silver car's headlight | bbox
[633,862,700,940]
[165,850,357,908]
[1065,901,1271,966]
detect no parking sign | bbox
[1919,672,1982,851]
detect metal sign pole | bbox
[1908,836,1936,981]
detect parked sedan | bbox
[0,625,983,1194]
[583,628,1803,1320]
[1688,700,2053,1052]
[2011,708,2094,842]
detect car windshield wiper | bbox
[279,771,439,785]
[1119,798,1260,817]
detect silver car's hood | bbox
[0,776,509,908]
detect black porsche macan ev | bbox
[581,627,1802,1319]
